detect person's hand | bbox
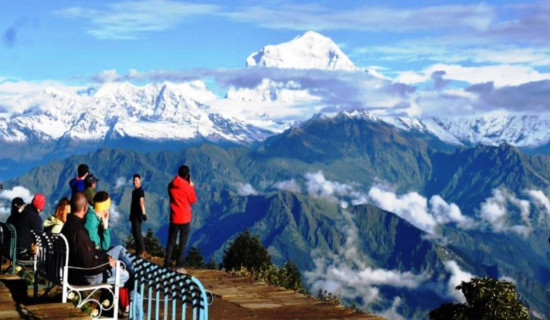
[102,217,109,229]
[108,256,116,268]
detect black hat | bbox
[11,197,25,208]
[85,174,99,187]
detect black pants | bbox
[131,220,145,255]
[164,223,190,268]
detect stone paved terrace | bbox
[0,269,386,320]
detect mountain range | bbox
[3,113,550,319]
[2,31,550,180]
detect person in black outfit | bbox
[61,192,114,284]
[130,174,148,258]
[7,193,45,259]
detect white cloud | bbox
[91,69,120,83]
[225,3,494,32]
[430,195,476,229]
[0,205,10,221]
[234,182,258,196]
[443,260,474,302]
[273,179,301,193]
[0,80,83,114]
[479,188,533,236]
[366,184,476,235]
[305,209,428,311]
[0,186,34,221]
[526,189,550,215]
[305,171,354,202]
[115,177,132,189]
[0,185,34,203]
[109,202,121,225]
[378,297,406,320]
[56,0,219,40]
[396,63,550,87]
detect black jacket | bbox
[7,205,42,251]
[61,214,111,284]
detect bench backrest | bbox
[130,257,209,320]
[1,223,18,274]
[33,230,68,285]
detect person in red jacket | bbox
[164,165,197,273]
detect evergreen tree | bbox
[143,228,165,258]
[429,277,530,320]
[186,246,206,268]
[206,257,218,270]
[222,229,271,271]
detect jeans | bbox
[86,245,143,319]
[131,220,145,256]
[164,223,190,268]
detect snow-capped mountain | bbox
[389,113,550,148]
[3,30,550,168]
[310,109,550,149]
[0,81,273,157]
[246,31,359,71]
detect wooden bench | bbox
[0,223,35,275]
[32,231,122,320]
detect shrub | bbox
[222,230,271,271]
[429,277,530,320]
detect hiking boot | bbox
[176,267,188,274]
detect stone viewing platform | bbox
[0,263,386,320]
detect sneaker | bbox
[176,267,188,274]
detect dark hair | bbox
[77,164,89,178]
[133,174,141,180]
[93,191,110,204]
[178,165,190,180]
[72,192,88,213]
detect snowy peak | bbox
[246,31,359,71]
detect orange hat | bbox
[32,193,46,212]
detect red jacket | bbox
[168,176,197,224]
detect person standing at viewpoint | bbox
[164,165,197,273]
[130,174,148,258]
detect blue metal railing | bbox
[129,256,209,320]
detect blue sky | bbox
[2,0,548,82]
[1,0,549,118]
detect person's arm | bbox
[100,210,111,250]
[32,212,43,233]
[84,206,101,249]
[140,195,146,217]
[77,229,110,272]
[187,183,197,205]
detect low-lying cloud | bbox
[115,177,132,189]
[273,179,301,193]
[478,188,550,237]
[443,260,475,302]
[305,208,429,311]
[234,182,258,196]
[367,183,475,235]
[0,185,34,221]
